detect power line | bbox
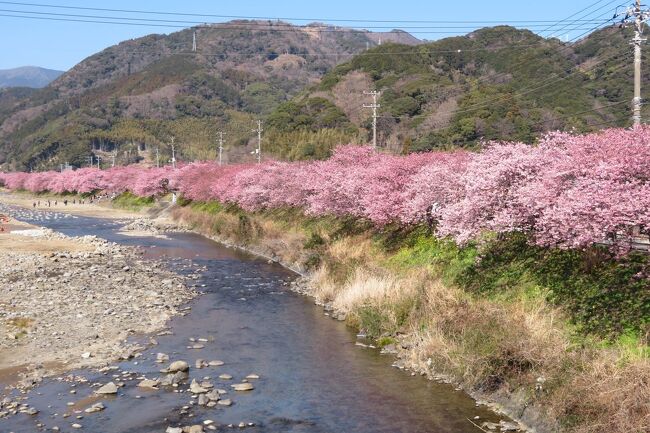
[0,11,611,34]
[0,6,613,30]
[0,1,625,25]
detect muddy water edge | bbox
[0,206,513,433]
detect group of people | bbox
[32,198,88,208]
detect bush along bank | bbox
[168,201,649,433]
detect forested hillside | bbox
[0,21,415,170]
[268,26,646,158]
[0,22,643,168]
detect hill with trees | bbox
[0,22,644,168]
[267,25,646,158]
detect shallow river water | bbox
[0,205,507,433]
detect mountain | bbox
[0,66,64,89]
[0,21,419,170]
[0,22,640,170]
[265,25,642,158]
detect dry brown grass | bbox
[170,204,650,433]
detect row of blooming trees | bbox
[2,126,650,251]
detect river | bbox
[0,206,507,433]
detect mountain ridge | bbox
[0,22,639,170]
[0,66,64,89]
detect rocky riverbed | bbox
[0,223,196,391]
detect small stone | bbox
[95,382,118,394]
[81,352,91,359]
[167,360,189,373]
[165,428,182,433]
[137,379,159,389]
[245,374,259,380]
[208,360,224,367]
[71,423,82,429]
[190,379,208,394]
[231,383,254,391]
[217,399,232,406]
[218,374,232,380]
[205,390,220,401]
[84,403,105,414]
[156,353,170,363]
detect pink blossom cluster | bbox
[2,126,650,250]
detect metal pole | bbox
[155,147,160,168]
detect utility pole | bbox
[363,91,381,149]
[111,151,117,168]
[633,0,646,126]
[192,31,197,52]
[620,1,650,126]
[170,136,177,169]
[96,156,101,169]
[217,131,225,166]
[251,121,263,164]
[155,146,160,168]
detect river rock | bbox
[218,374,232,380]
[499,421,521,431]
[197,394,209,406]
[137,379,159,389]
[217,399,232,406]
[95,382,118,394]
[166,428,182,433]
[157,353,170,363]
[231,383,254,391]
[84,402,105,413]
[184,426,204,433]
[160,370,189,386]
[190,379,208,394]
[167,360,189,373]
[205,390,220,401]
[208,360,224,366]
[245,374,259,380]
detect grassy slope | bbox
[166,199,649,433]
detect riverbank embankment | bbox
[168,201,649,433]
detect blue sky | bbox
[0,0,625,70]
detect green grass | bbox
[112,191,155,211]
